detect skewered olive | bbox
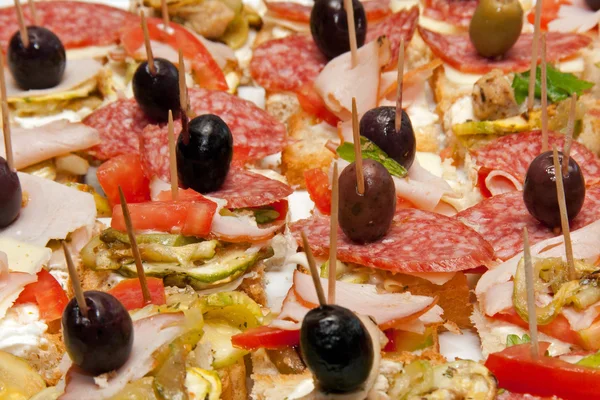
[132,58,180,122]
[310,0,366,60]
[469,0,523,59]
[176,114,233,193]
[585,0,600,10]
[359,106,416,170]
[338,159,396,244]
[300,305,373,393]
[523,150,585,229]
[7,26,66,90]
[62,291,133,375]
[0,157,21,228]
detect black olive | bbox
[62,291,133,375]
[0,157,21,228]
[310,0,367,60]
[585,0,600,10]
[338,159,396,243]
[300,305,373,393]
[523,150,585,229]
[132,58,180,122]
[176,114,233,193]
[7,26,66,90]
[359,106,416,170]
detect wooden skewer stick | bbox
[328,161,339,304]
[140,11,156,75]
[552,146,576,280]
[351,97,365,195]
[562,93,577,176]
[523,227,540,359]
[178,49,188,117]
[168,110,178,200]
[14,0,29,48]
[161,0,169,29]
[63,242,88,318]
[540,33,548,152]
[527,0,543,111]
[343,0,358,69]
[301,231,327,306]
[118,187,152,305]
[395,39,405,134]
[0,51,14,171]
[27,0,37,25]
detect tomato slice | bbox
[15,269,68,322]
[107,277,166,311]
[304,168,331,215]
[486,342,600,400]
[269,200,289,221]
[120,17,227,91]
[231,326,300,350]
[476,167,493,199]
[296,84,340,127]
[526,0,571,30]
[111,199,217,236]
[97,154,150,207]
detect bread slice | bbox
[22,331,66,386]
[219,358,248,400]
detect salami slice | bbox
[291,208,495,273]
[0,1,137,50]
[472,131,600,194]
[422,0,477,28]
[140,87,286,179]
[250,35,327,93]
[456,186,600,261]
[83,99,151,161]
[418,26,592,74]
[265,0,391,23]
[366,6,419,69]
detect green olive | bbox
[469,0,524,59]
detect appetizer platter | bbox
[0,0,599,398]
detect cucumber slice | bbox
[0,351,46,399]
[200,321,248,369]
[186,368,222,400]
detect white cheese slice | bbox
[555,56,586,74]
[444,64,483,87]
[0,238,50,275]
[419,16,461,34]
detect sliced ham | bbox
[0,255,37,319]
[0,120,99,170]
[0,173,96,246]
[378,60,442,106]
[5,59,103,100]
[548,1,600,33]
[59,313,185,400]
[315,37,391,120]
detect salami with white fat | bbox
[422,0,477,28]
[291,208,495,273]
[265,0,391,23]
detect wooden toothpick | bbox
[552,146,576,280]
[351,97,365,195]
[344,0,358,69]
[540,33,548,152]
[395,39,405,133]
[301,231,327,306]
[14,0,29,48]
[27,0,37,25]
[178,49,188,117]
[523,228,540,359]
[140,11,156,75]
[328,162,339,304]
[161,0,169,29]
[0,51,14,171]
[527,0,543,111]
[168,110,178,200]
[118,187,152,305]
[63,242,88,318]
[563,93,577,176]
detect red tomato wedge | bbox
[485,342,600,400]
[296,84,340,127]
[156,188,206,202]
[476,166,493,199]
[526,0,571,30]
[107,278,166,311]
[97,154,150,207]
[120,17,227,91]
[15,269,68,322]
[231,326,300,350]
[111,199,217,236]
[304,168,331,215]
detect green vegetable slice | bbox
[336,136,407,178]
[506,333,531,347]
[577,352,600,368]
[512,65,594,104]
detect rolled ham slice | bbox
[59,313,185,400]
[0,120,100,170]
[0,253,37,320]
[315,37,391,120]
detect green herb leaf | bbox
[577,351,600,368]
[512,65,594,105]
[336,136,408,178]
[253,208,280,224]
[506,333,531,347]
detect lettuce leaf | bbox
[336,136,408,178]
[512,65,594,105]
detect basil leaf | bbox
[577,352,600,368]
[336,136,408,178]
[506,333,531,347]
[512,65,594,105]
